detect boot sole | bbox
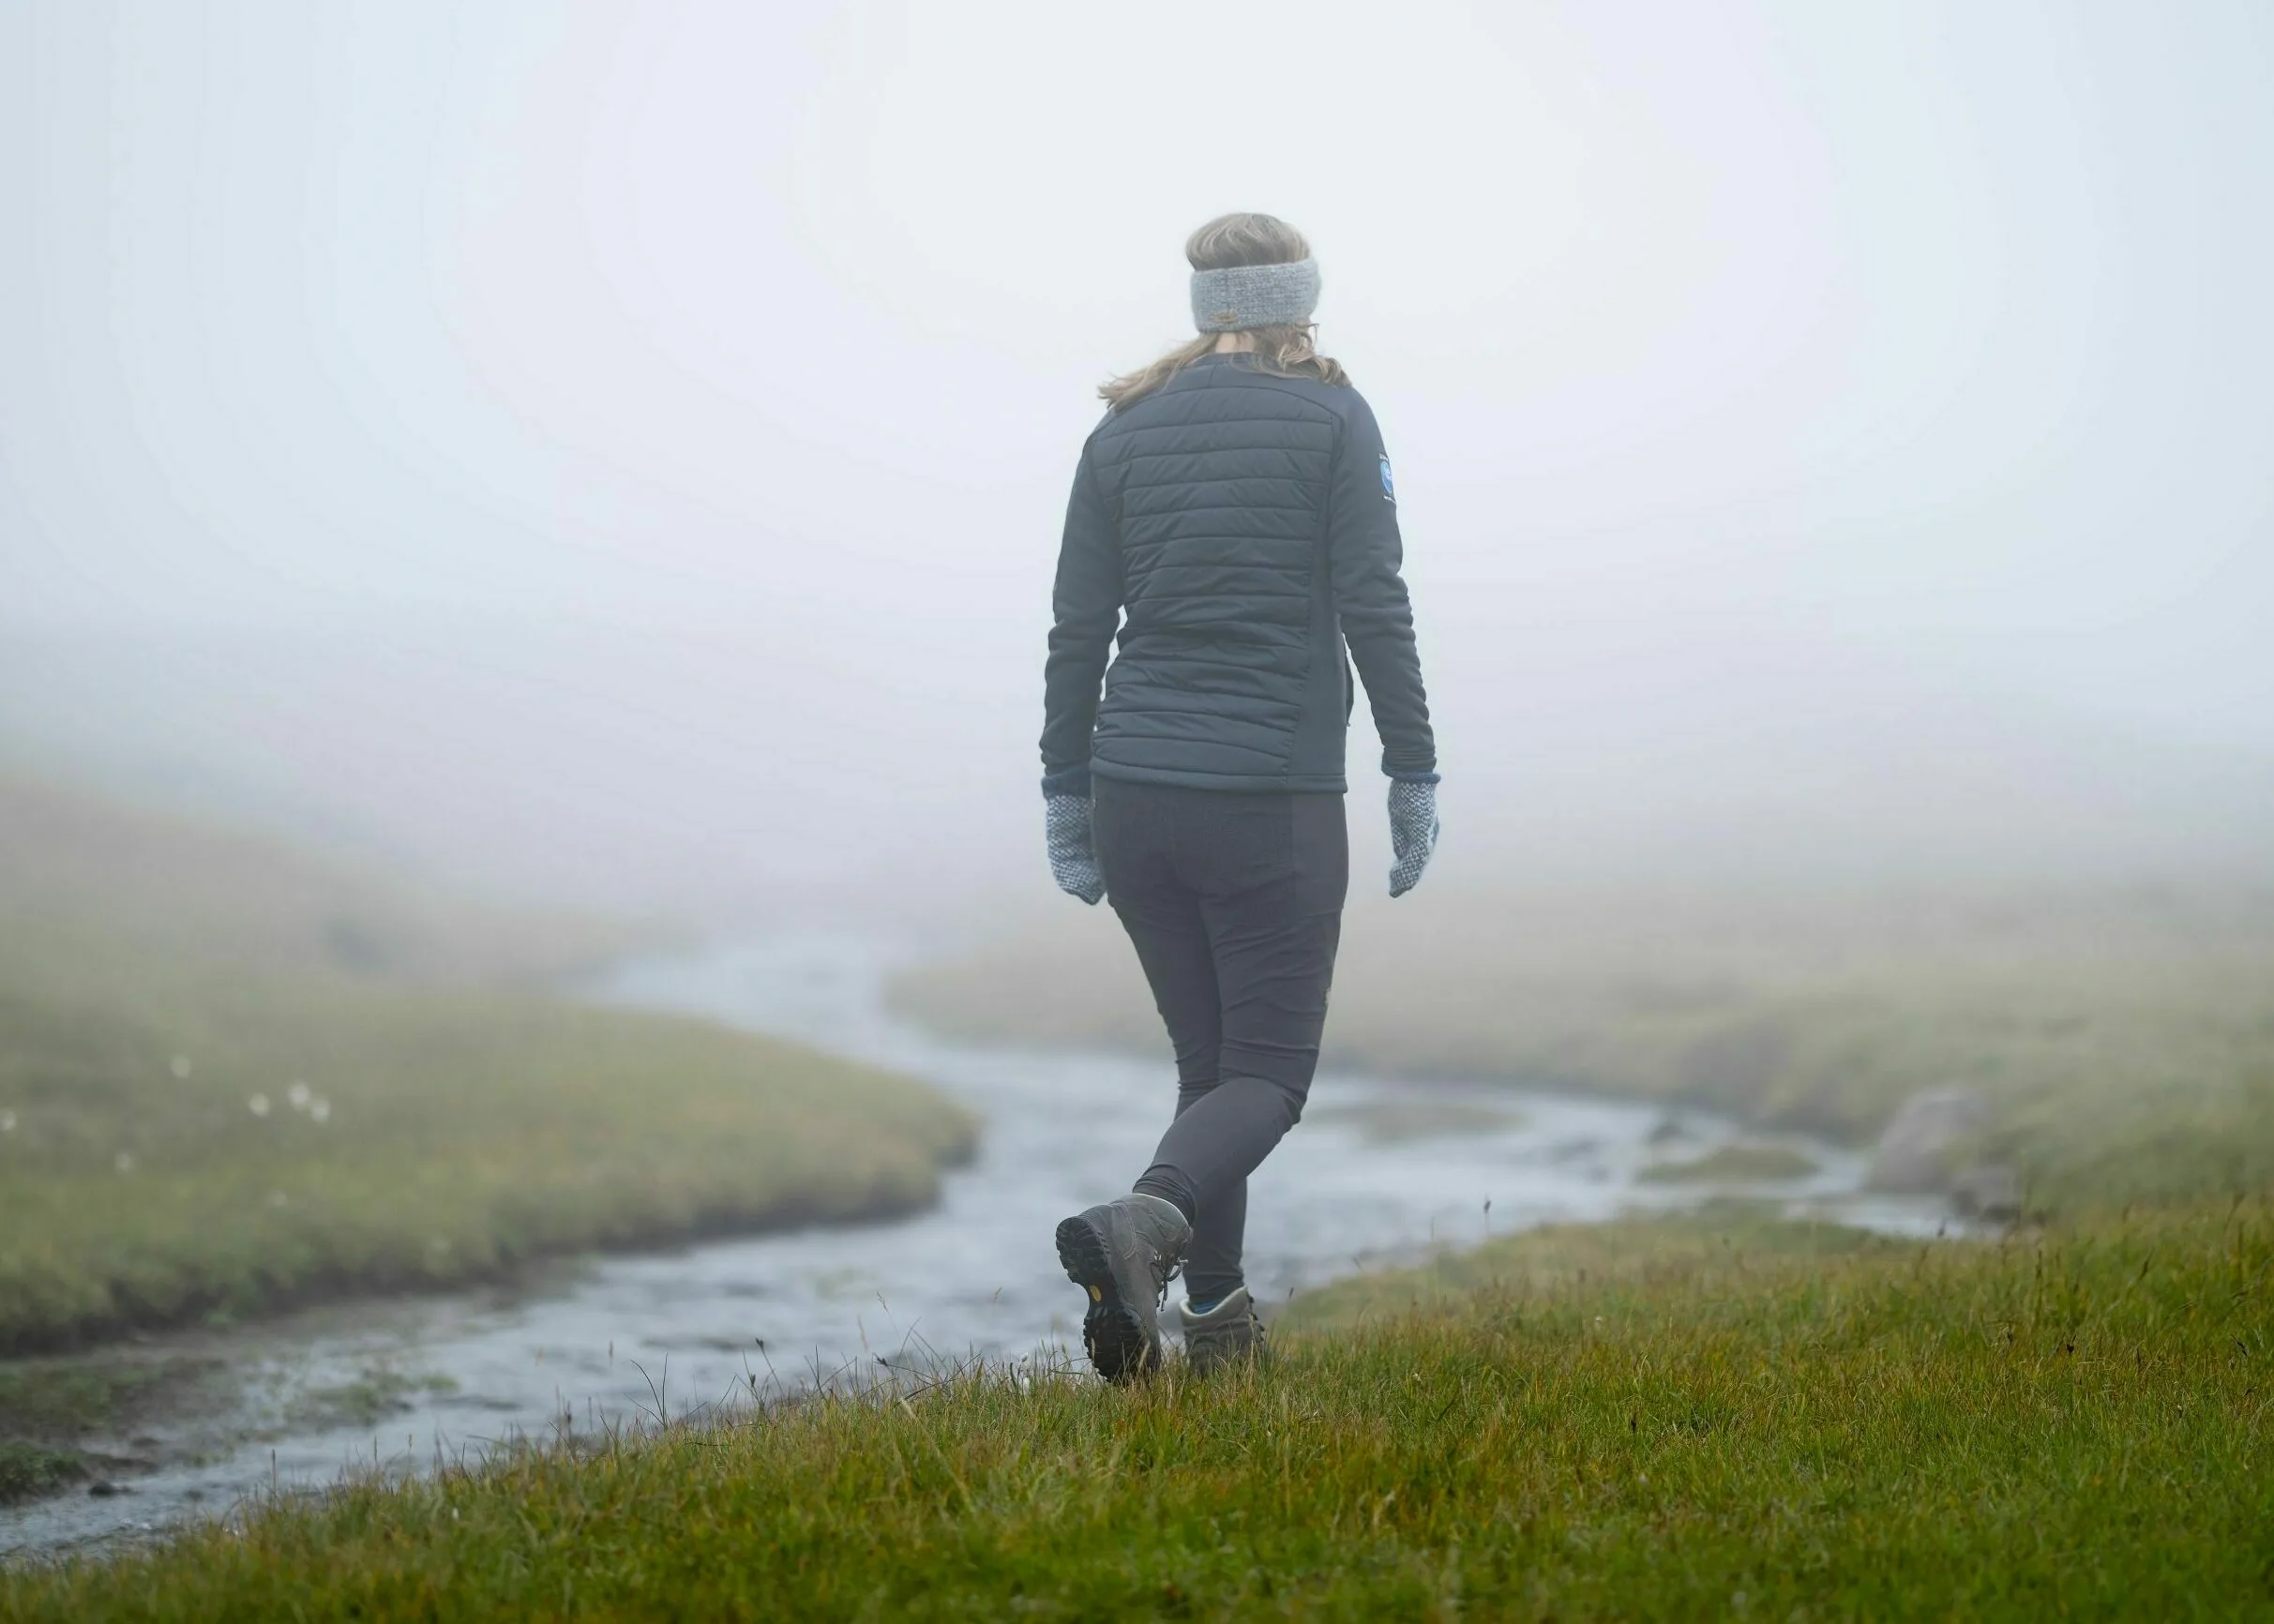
[1055,1214,1156,1382]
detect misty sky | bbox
[3,2,2270,906]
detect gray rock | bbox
[1950,1162,2024,1221]
[1866,1087,1988,1192]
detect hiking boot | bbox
[1178,1286,1270,1376]
[1055,1194,1191,1382]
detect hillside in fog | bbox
[0,767,973,1355]
[4,616,2269,920]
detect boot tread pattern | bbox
[1056,1215,1154,1381]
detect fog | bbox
[5,0,2271,915]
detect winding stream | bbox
[4,933,1953,1558]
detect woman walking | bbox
[1039,212,1440,1381]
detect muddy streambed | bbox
[3,934,1954,1558]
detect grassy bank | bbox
[0,1359,227,1504]
[0,774,977,1357]
[4,1201,2264,1616]
[891,885,2274,1210]
[0,984,974,1355]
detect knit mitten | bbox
[1045,793,1107,905]
[1387,777,1439,897]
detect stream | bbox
[3,933,1954,1558]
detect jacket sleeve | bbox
[1038,437,1122,793]
[1327,393,1437,778]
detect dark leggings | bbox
[1092,777,1348,1304]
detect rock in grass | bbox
[1867,1087,1987,1192]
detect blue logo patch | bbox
[1378,455,1396,503]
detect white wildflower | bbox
[309,1098,332,1124]
[0,1109,14,1133]
[170,1055,192,1079]
[267,1189,290,1210]
[288,1082,311,1109]
[248,1093,271,1118]
[114,1150,136,1173]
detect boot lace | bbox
[1152,1252,1183,1307]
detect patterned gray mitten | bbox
[1045,793,1106,905]
[1387,778,1440,897]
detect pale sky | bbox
[3,1,2269,905]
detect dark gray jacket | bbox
[1040,353,1436,796]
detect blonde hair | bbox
[1101,212,1351,411]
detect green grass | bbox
[0,1362,198,1440]
[1634,1142,1819,1183]
[291,1368,460,1433]
[0,983,974,1354]
[892,885,2274,1212]
[3,1202,2265,1617]
[0,1359,224,1505]
[0,1446,84,1506]
[8,779,2267,1611]
[0,1358,222,1453]
[0,773,977,1355]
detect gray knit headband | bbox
[1190,257,1320,333]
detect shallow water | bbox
[3,932,1952,1558]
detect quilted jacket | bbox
[1039,352,1435,795]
